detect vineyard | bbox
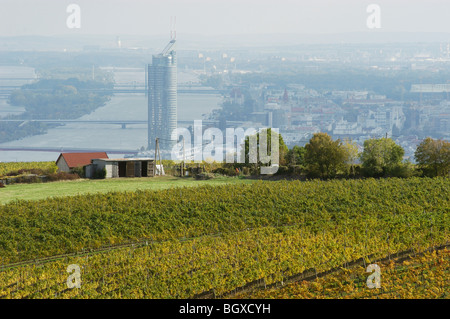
[234,248,450,299]
[0,177,449,298]
[0,161,58,177]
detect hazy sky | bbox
[1,0,450,37]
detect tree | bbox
[286,145,306,166]
[415,137,450,177]
[360,138,405,177]
[304,133,347,178]
[241,128,289,171]
[342,138,359,164]
[8,90,28,106]
[55,85,78,95]
[341,138,359,177]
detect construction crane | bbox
[159,15,177,56]
[161,17,177,55]
[160,39,176,56]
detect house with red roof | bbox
[56,152,108,173]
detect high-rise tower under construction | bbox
[148,39,177,150]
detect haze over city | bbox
[2,0,450,38]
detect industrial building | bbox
[148,38,177,151]
[85,158,157,179]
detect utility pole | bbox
[158,139,162,176]
[154,138,159,176]
[182,136,186,177]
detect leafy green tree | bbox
[286,145,306,166]
[341,138,359,177]
[242,128,289,170]
[415,137,450,177]
[342,138,359,164]
[304,133,347,178]
[360,138,405,177]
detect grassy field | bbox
[0,175,254,205]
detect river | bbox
[0,67,222,162]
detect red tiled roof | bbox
[57,152,108,168]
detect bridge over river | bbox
[0,146,138,154]
[0,84,223,98]
[0,119,246,129]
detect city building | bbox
[148,39,177,150]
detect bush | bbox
[250,166,260,176]
[14,175,41,184]
[70,166,85,178]
[195,172,216,180]
[3,168,55,177]
[353,165,362,177]
[3,170,20,177]
[275,166,290,175]
[212,167,238,176]
[274,165,306,176]
[386,162,414,178]
[17,168,45,175]
[4,175,42,184]
[47,172,80,182]
[92,168,107,179]
[306,168,321,179]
